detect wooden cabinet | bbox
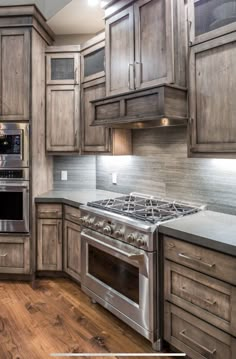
[189,32,236,158]
[105,0,187,96]
[189,0,236,45]
[81,77,111,153]
[163,235,236,358]
[0,29,30,121]
[0,237,30,274]
[64,220,81,281]
[46,53,80,85]
[37,218,62,271]
[81,32,105,83]
[46,85,80,152]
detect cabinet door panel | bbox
[46,53,80,85]
[134,0,174,89]
[0,29,30,121]
[46,85,80,152]
[189,33,236,156]
[64,220,81,281]
[81,78,111,153]
[37,219,62,271]
[106,6,135,95]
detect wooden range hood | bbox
[90,84,187,129]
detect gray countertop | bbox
[159,210,236,256]
[35,189,124,209]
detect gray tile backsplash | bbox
[53,156,96,190]
[96,127,236,215]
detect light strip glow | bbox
[50,354,186,357]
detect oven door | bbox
[0,123,29,168]
[81,228,156,338]
[0,181,29,233]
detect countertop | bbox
[159,210,236,256]
[35,189,124,209]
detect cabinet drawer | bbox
[64,205,81,225]
[165,260,236,336]
[164,303,236,359]
[0,237,30,274]
[164,236,236,285]
[37,204,62,219]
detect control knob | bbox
[103,225,113,236]
[136,237,146,247]
[88,217,95,226]
[114,230,124,239]
[81,216,89,225]
[95,221,103,230]
[127,233,136,243]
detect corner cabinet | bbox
[105,0,187,96]
[188,32,236,157]
[0,29,30,121]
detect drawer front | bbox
[164,303,235,359]
[165,260,236,336]
[164,236,236,285]
[64,205,81,225]
[37,204,62,219]
[0,237,30,274]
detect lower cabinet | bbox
[163,236,236,358]
[0,236,30,274]
[37,218,62,271]
[63,220,81,281]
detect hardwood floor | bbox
[0,279,172,359]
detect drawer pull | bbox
[178,253,215,268]
[179,330,216,357]
[0,253,7,258]
[181,287,217,306]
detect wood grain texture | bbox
[0,279,163,358]
[64,220,81,281]
[0,237,30,275]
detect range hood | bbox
[91,85,188,129]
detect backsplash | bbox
[53,156,96,190]
[96,127,236,215]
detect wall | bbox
[53,34,94,46]
[96,127,236,215]
[53,155,96,190]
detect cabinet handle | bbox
[0,253,7,258]
[67,213,80,222]
[179,330,216,357]
[74,68,78,84]
[58,222,62,244]
[74,130,78,148]
[135,61,142,89]
[181,287,217,306]
[178,253,215,269]
[128,63,134,90]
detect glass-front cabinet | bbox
[190,0,236,44]
[46,53,80,85]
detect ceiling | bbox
[47,0,105,35]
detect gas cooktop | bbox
[87,193,202,224]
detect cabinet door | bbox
[64,220,81,281]
[46,85,80,152]
[106,6,135,96]
[46,53,80,85]
[189,33,236,157]
[81,42,105,83]
[0,29,30,121]
[134,0,174,89]
[37,219,62,271]
[189,0,236,45]
[81,78,111,153]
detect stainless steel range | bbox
[80,193,203,350]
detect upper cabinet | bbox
[0,29,30,121]
[189,0,236,45]
[105,0,187,96]
[81,33,105,83]
[46,52,80,85]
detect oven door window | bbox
[0,134,21,155]
[0,192,23,220]
[88,245,139,304]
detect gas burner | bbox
[87,193,202,225]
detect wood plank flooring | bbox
[0,279,172,359]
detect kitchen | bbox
[0,0,236,358]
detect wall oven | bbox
[81,228,157,346]
[0,168,29,233]
[0,123,29,168]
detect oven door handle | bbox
[82,231,145,263]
